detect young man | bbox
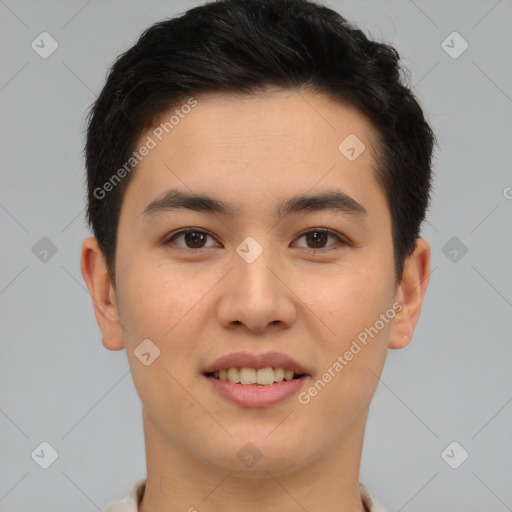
[81,0,434,510]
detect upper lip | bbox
[203,351,310,375]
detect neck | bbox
[139,409,368,512]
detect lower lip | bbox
[204,375,309,408]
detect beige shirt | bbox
[103,479,387,512]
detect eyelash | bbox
[163,227,349,254]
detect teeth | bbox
[256,367,274,385]
[274,367,284,382]
[213,367,299,385]
[239,367,256,384]
[284,369,294,381]
[227,367,240,384]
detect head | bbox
[82,0,433,479]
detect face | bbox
[84,88,428,478]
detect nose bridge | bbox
[217,237,296,331]
[233,239,281,305]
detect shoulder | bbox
[103,478,147,512]
[359,482,388,512]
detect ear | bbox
[388,238,431,349]
[80,236,125,351]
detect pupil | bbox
[186,232,206,248]
[183,231,327,250]
[306,231,327,249]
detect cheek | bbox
[298,260,394,409]
[115,258,211,435]
[116,249,210,340]
[313,259,395,344]
[115,254,221,392]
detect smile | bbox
[206,366,303,386]
[204,370,310,408]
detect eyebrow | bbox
[141,187,367,220]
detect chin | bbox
[202,434,310,478]
[214,454,306,479]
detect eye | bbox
[164,227,348,252]
[165,228,219,251]
[293,228,347,252]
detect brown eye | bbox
[183,231,207,248]
[294,229,346,251]
[304,231,329,249]
[166,228,218,250]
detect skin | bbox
[81,88,430,512]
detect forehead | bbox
[156,89,377,159]
[122,89,385,219]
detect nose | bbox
[215,248,297,334]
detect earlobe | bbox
[388,238,431,349]
[80,236,125,351]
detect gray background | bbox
[1,0,511,510]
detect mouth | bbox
[202,352,311,407]
[204,370,309,407]
[205,367,306,386]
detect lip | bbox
[204,374,310,407]
[203,350,310,375]
[202,350,311,408]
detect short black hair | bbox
[85,0,436,284]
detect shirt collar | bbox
[104,479,387,512]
